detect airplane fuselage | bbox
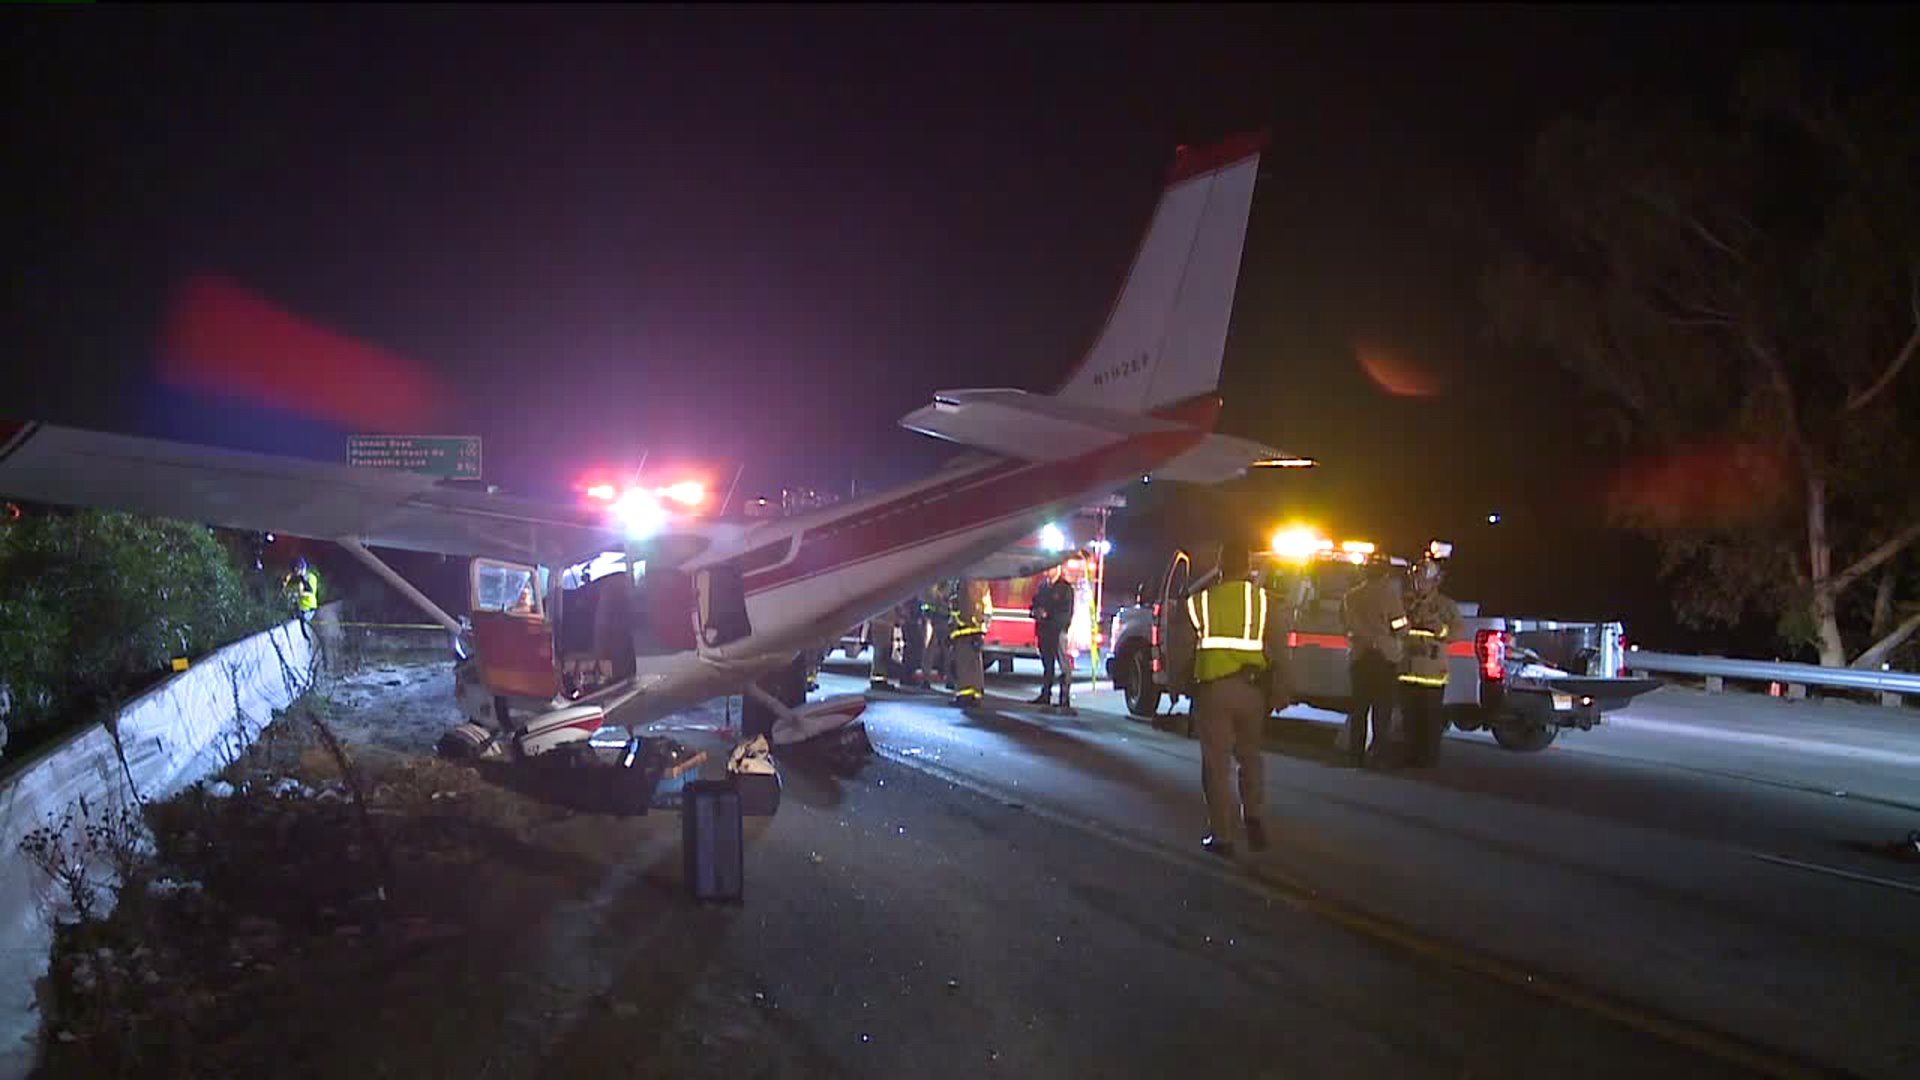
[602,416,1208,726]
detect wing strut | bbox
[338,537,466,639]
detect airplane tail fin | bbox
[897,133,1287,483]
[1051,131,1268,418]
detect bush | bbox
[0,510,287,749]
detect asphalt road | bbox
[265,655,1920,1078]
[818,658,1920,1080]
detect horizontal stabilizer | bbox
[1148,432,1292,485]
[899,388,1186,463]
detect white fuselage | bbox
[608,427,1199,725]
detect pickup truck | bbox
[1105,547,1662,752]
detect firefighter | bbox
[1399,546,1460,767]
[1026,562,1077,710]
[1341,553,1407,769]
[949,576,991,708]
[867,604,898,692]
[1185,539,1279,856]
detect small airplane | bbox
[0,131,1293,767]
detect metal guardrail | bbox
[1627,650,1920,700]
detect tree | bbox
[1484,56,1920,667]
[0,509,284,749]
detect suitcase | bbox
[682,779,744,904]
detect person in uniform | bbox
[919,582,951,689]
[283,555,320,638]
[1184,539,1280,857]
[867,604,898,692]
[1398,547,1460,767]
[1341,553,1407,769]
[1027,563,1077,710]
[948,577,991,707]
[899,595,929,688]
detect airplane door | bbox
[695,564,753,648]
[470,558,560,700]
[1157,549,1196,694]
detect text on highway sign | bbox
[349,435,482,480]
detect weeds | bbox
[16,794,151,924]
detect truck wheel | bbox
[1491,720,1558,752]
[1444,705,1485,733]
[1122,649,1162,718]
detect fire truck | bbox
[1106,527,1661,752]
[836,502,1117,672]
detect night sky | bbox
[7,4,1912,651]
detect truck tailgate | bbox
[1514,675,1662,712]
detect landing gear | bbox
[742,653,810,740]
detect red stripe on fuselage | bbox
[744,422,1206,596]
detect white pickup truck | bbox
[1106,546,1661,752]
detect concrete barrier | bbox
[0,603,332,1080]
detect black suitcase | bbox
[682,779,744,904]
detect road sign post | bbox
[348,435,482,481]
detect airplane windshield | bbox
[475,561,541,616]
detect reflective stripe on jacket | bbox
[1400,590,1459,686]
[1186,580,1270,684]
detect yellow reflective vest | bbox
[284,569,320,612]
[1185,579,1270,684]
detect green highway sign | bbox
[349,435,482,480]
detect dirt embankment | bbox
[27,661,747,1080]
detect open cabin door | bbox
[695,564,753,649]
[1158,549,1196,694]
[470,558,560,700]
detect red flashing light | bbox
[585,484,617,502]
[657,481,705,507]
[1475,629,1507,682]
[1286,630,1300,649]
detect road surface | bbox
[820,658,1920,1080]
[139,657,1912,1078]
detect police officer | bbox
[949,577,991,708]
[1185,539,1280,857]
[1026,562,1077,710]
[1399,546,1460,767]
[1341,553,1407,769]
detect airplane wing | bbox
[0,420,668,567]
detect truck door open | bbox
[470,558,560,700]
[1158,549,1196,695]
